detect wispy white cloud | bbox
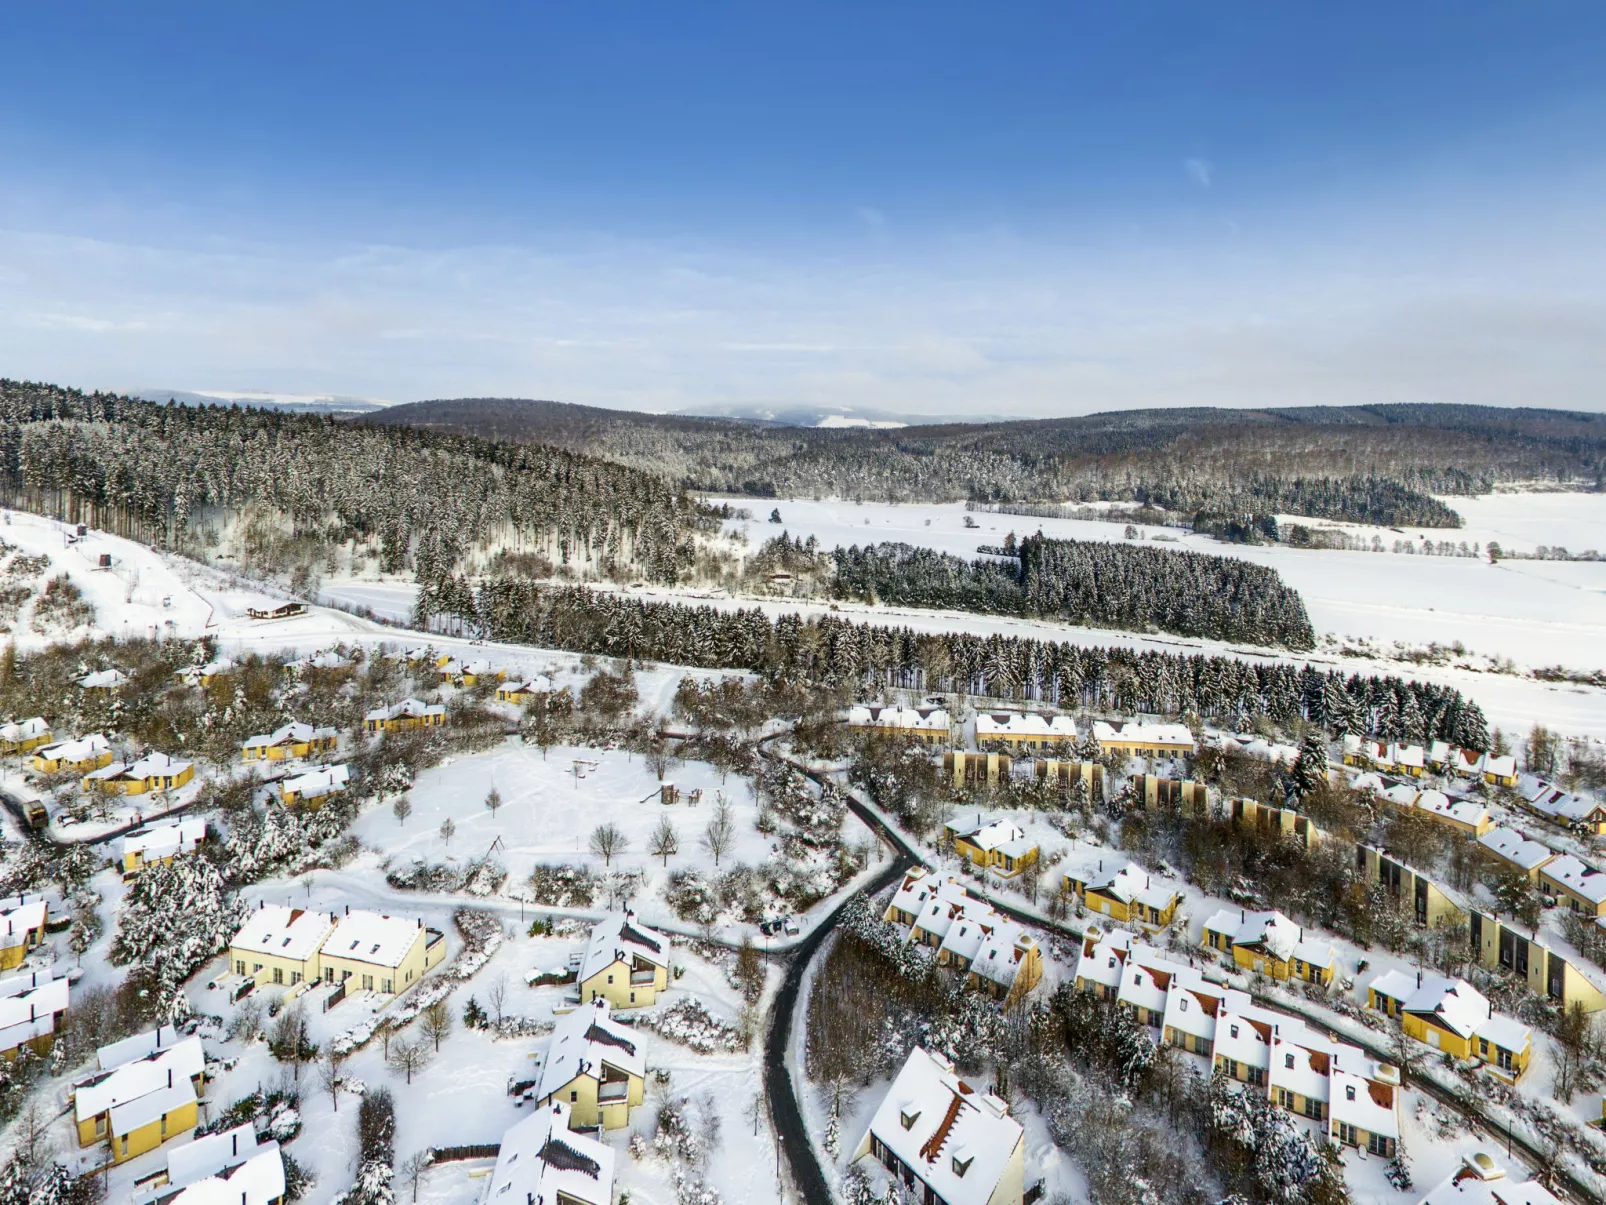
[1185,157,1213,188]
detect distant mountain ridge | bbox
[129,388,386,416]
[360,396,1606,519]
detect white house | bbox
[853,1046,1025,1205]
[482,1102,615,1205]
[1091,721,1195,758]
[134,1123,285,1205]
[974,711,1078,748]
[1416,1154,1562,1205]
[0,971,69,1057]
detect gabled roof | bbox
[0,897,47,941]
[75,1035,205,1121]
[969,925,1037,990]
[86,751,194,783]
[0,973,68,1051]
[77,669,128,689]
[974,711,1077,740]
[1161,974,1225,1043]
[1202,908,1334,967]
[486,1103,615,1205]
[1401,977,1491,1041]
[1092,720,1195,747]
[162,1124,272,1190]
[0,717,48,741]
[364,698,445,723]
[861,1047,1021,1205]
[1328,1066,1399,1140]
[230,905,337,962]
[946,815,1029,854]
[1477,827,1556,873]
[149,1143,284,1205]
[122,817,206,862]
[1541,855,1606,905]
[846,704,950,732]
[537,1000,645,1101]
[36,732,110,762]
[241,721,337,750]
[580,912,669,984]
[1418,1160,1561,1205]
[109,1078,196,1138]
[281,764,350,799]
[323,909,426,970]
[96,1023,185,1072]
[504,675,553,694]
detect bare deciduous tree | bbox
[589,822,627,866]
[486,973,509,1027]
[399,1150,433,1203]
[421,1000,454,1051]
[392,796,413,827]
[485,787,503,819]
[440,817,457,847]
[387,1035,430,1084]
[701,799,736,867]
[319,1052,347,1113]
[648,815,680,866]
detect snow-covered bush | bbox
[110,855,245,1017]
[524,863,597,908]
[665,870,719,925]
[638,998,746,1054]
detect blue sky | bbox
[3,3,1606,416]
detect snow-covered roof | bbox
[1202,909,1333,968]
[1270,1033,1335,1105]
[287,650,352,672]
[109,1077,196,1139]
[122,817,206,863]
[230,905,337,963]
[968,923,1038,991]
[1350,771,1385,793]
[76,1034,204,1121]
[1477,828,1556,873]
[1073,929,1133,990]
[241,721,337,751]
[1329,1067,1400,1141]
[0,717,48,742]
[1212,1005,1277,1072]
[1541,855,1606,905]
[484,1102,615,1205]
[860,1047,1021,1205]
[1162,977,1225,1043]
[1524,778,1606,824]
[184,658,236,680]
[1483,754,1517,779]
[150,1143,284,1205]
[364,698,446,723]
[1390,743,1426,769]
[1117,957,1180,1016]
[324,909,426,969]
[0,973,68,1051]
[846,704,950,733]
[1412,790,1490,829]
[77,668,127,689]
[1092,720,1195,749]
[1418,1158,1562,1205]
[36,732,110,763]
[0,897,46,945]
[97,1023,186,1072]
[580,912,670,984]
[503,675,553,694]
[1474,1013,1531,1055]
[162,1124,273,1191]
[946,815,1030,855]
[974,711,1077,741]
[1367,969,1425,1006]
[86,751,193,784]
[1401,977,1491,1041]
[281,764,350,800]
[537,999,645,1102]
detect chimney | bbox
[233,1132,238,1156]
[1240,908,1245,922]
[1417,971,1422,987]
[168,1068,173,1088]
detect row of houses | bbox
[883,869,1045,1006]
[849,705,1197,757]
[134,1122,287,1205]
[1367,970,1531,1081]
[1342,737,1517,786]
[72,1025,206,1164]
[1201,908,1339,986]
[1522,776,1606,835]
[1366,779,1495,836]
[229,904,447,995]
[1075,929,1401,1158]
[0,969,69,1060]
[0,895,49,971]
[1063,858,1183,930]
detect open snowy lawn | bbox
[351,741,770,921]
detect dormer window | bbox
[1285,1054,1294,1069]
[1230,1025,1239,1039]
[952,1155,973,1178]
[1345,1086,1356,1101]
[900,1110,920,1131]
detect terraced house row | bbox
[884,868,1045,1005]
[1074,929,1401,1158]
[228,904,446,995]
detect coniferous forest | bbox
[414,572,1490,748]
[0,378,708,583]
[830,533,1315,648]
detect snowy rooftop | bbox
[241,721,337,751]
[1413,790,1491,828]
[122,817,206,862]
[76,1034,204,1121]
[281,764,350,799]
[324,909,426,969]
[503,675,553,693]
[0,897,46,942]
[974,711,1077,740]
[109,1077,197,1139]
[537,999,645,1102]
[1541,855,1606,905]
[1202,908,1333,967]
[946,814,1031,855]
[1401,977,1492,1041]
[1328,1067,1400,1141]
[364,698,445,722]
[37,732,110,762]
[1418,1157,1561,1205]
[77,668,128,689]
[85,751,193,783]
[580,912,670,984]
[968,923,1037,990]
[161,1123,273,1190]
[149,1144,284,1205]
[1477,827,1556,873]
[0,973,68,1051]
[484,1102,615,1205]
[860,1047,1021,1205]
[1162,977,1225,1043]
[96,1023,186,1072]
[1091,720,1195,748]
[230,905,337,963]
[0,717,48,742]
[846,704,950,732]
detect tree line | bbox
[830,533,1315,648]
[415,573,1490,748]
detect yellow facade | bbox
[231,944,324,990]
[82,761,195,796]
[0,729,51,756]
[1469,911,1606,1014]
[320,927,444,995]
[458,668,506,687]
[242,734,338,762]
[34,748,113,775]
[1204,928,1334,985]
[82,1096,200,1163]
[544,1066,645,1130]
[942,751,1011,788]
[1357,847,1467,929]
[967,944,1044,1007]
[1066,881,1180,930]
[1131,775,1209,812]
[581,956,669,1008]
[949,833,1039,877]
[364,710,446,735]
[496,684,546,705]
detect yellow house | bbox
[1131,774,1210,812]
[280,764,350,808]
[363,699,446,735]
[319,909,445,995]
[1476,827,1557,882]
[0,897,48,971]
[941,750,1011,789]
[0,718,51,756]
[32,732,113,774]
[229,905,338,989]
[943,814,1039,877]
[177,658,236,686]
[580,913,671,1008]
[73,1031,205,1162]
[1202,908,1336,985]
[1355,846,1468,929]
[82,752,195,796]
[76,668,128,691]
[535,1000,646,1130]
[1367,971,1530,1081]
[497,675,553,705]
[1538,855,1606,917]
[1381,785,1494,837]
[1469,910,1606,1014]
[456,659,506,687]
[974,710,1078,751]
[0,972,69,1060]
[845,704,951,746]
[120,818,206,876]
[240,721,339,761]
[1230,798,1324,849]
[1092,720,1195,759]
[1064,860,1181,930]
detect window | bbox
[570,1091,578,1102]
[952,1155,973,1178]
[900,1110,920,1131]
[1284,1054,1295,1069]
[1277,1088,1294,1109]
[253,962,263,974]
[273,967,284,985]
[1337,1123,1358,1147]
[1345,1085,1356,1101]
[1230,1025,1239,1039]
[362,974,374,990]
[291,972,302,986]
[383,978,393,993]
[235,961,245,976]
[1367,1133,1392,1157]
